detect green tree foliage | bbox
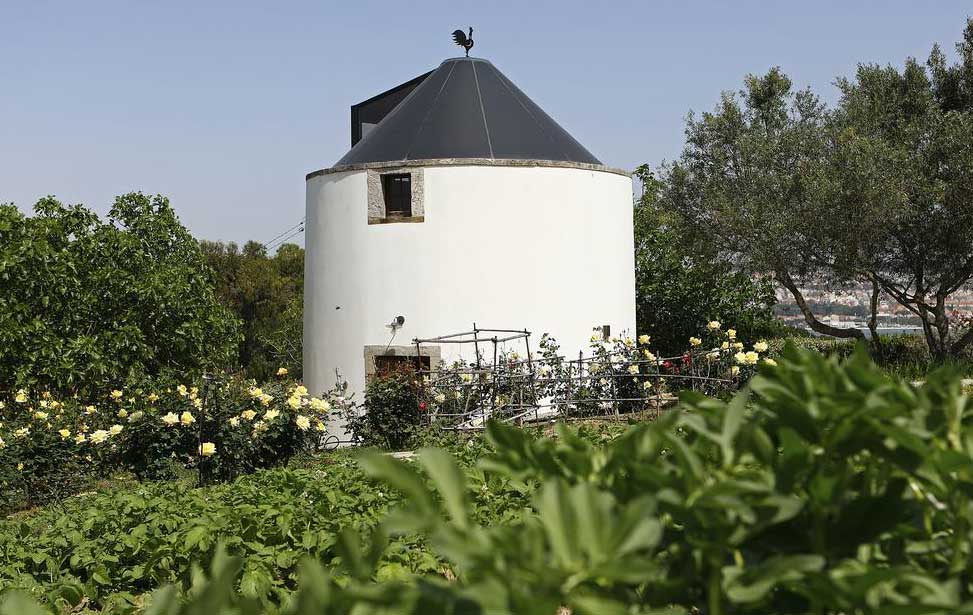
[0,194,239,396]
[200,240,304,380]
[633,165,778,354]
[664,20,973,358]
[822,19,973,359]
[661,67,852,341]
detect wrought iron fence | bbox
[412,325,737,430]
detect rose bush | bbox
[0,372,352,511]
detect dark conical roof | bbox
[335,57,601,166]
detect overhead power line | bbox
[261,217,305,251]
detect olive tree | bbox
[662,68,867,339]
[664,20,973,359]
[823,20,973,359]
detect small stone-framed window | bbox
[382,173,412,217]
[367,168,424,224]
[364,345,440,381]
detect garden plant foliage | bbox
[4,345,973,613]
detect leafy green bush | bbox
[345,366,423,450]
[765,334,971,379]
[0,375,350,511]
[633,166,779,355]
[0,194,240,396]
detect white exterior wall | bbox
[304,164,635,412]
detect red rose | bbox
[419,401,427,411]
[662,360,673,370]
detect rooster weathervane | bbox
[452,27,474,57]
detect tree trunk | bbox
[867,278,883,359]
[775,270,865,339]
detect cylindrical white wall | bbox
[304,163,635,415]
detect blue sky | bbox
[1,1,969,246]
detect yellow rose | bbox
[74,433,87,444]
[177,384,189,397]
[228,416,240,427]
[707,321,721,331]
[241,409,257,421]
[161,412,179,426]
[58,429,70,440]
[287,396,301,410]
[754,341,769,353]
[199,442,217,457]
[109,424,123,436]
[264,409,280,421]
[689,337,702,347]
[146,393,159,403]
[726,329,737,340]
[763,358,778,367]
[33,411,48,420]
[117,409,128,419]
[89,430,110,444]
[276,367,289,377]
[638,334,650,345]
[110,390,123,401]
[180,411,195,426]
[309,398,331,412]
[295,415,311,431]
[627,364,639,375]
[14,390,28,403]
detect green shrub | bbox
[633,166,779,356]
[0,375,349,511]
[345,366,423,450]
[765,334,971,379]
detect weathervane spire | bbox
[451,27,474,57]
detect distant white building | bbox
[304,55,635,418]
